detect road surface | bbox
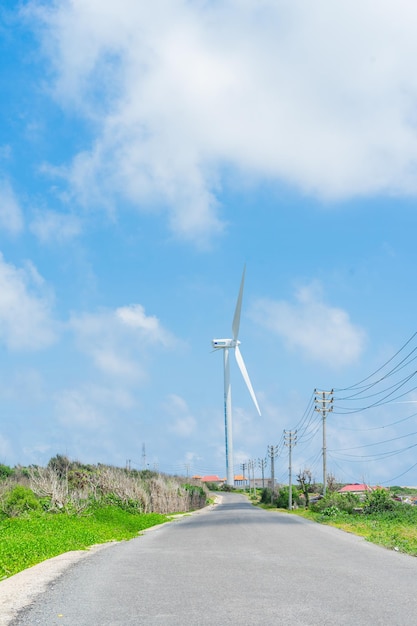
[5,493,417,625]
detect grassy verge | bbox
[253,486,417,556]
[286,507,417,556]
[0,507,169,580]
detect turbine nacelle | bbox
[212,338,240,349]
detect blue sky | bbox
[2,0,417,486]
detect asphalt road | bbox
[8,493,417,625]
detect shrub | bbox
[139,469,158,480]
[275,486,301,509]
[321,505,341,518]
[0,464,13,480]
[204,482,221,491]
[47,454,70,479]
[1,486,41,517]
[363,488,397,514]
[260,487,274,504]
[311,491,361,514]
[94,493,143,514]
[20,457,210,516]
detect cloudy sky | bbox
[2,0,417,486]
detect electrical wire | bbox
[333,371,417,414]
[335,347,417,401]
[334,409,417,431]
[379,460,417,486]
[330,441,417,462]
[333,331,417,392]
[329,429,417,453]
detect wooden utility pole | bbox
[314,389,334,496]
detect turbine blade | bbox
[235,344,261,415]
[232,266,246,340]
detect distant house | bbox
[200,475,224,486]
[198,474,268,488]
[338,483,373,495]
[234,474,248,487]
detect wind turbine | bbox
[212,267,261,486]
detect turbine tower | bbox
[212,266,261,486]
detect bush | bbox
[275,486,301,509]
[93,493,143,514]
[0,464,13,480]
[310,492,361,514]
[1,486,41,517]
[363,488,397,514]
[260,487,274,504]
[204,482,222,491]
[320,505,341,518]
[47,454,70,479]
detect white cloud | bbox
[0,368,46,404]
[252,282,366,367]
[0,254,56,350]
[55,388,105,429]
[164,394,197,437]
[28,1,417,244]
[55,384,134,430]
[0,179,24,235]
[30,209,81,243]
[70,304,175,378]
[116,304,174,347]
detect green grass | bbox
[288,506,417,556]
[0,507,169,579]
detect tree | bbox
[47,454,70,480]
[326,473,340,493]
[296,468,314,507]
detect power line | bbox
[334,371,417,414]
[378,460,417,486]
[335,408,417,431]
[333,331,417,392]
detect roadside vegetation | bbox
[0,456,208,579]
[256,477,417,557]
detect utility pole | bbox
[284,430,297,509]
[141,443,147,470]
[258,457,267,489]
[247,459,255,495]
[251,459,256,495]
[241,462,247,488]
[314,389,334,496]
[267,445,279,502]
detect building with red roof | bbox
[200,475,224,485]
[338,483,373,494]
